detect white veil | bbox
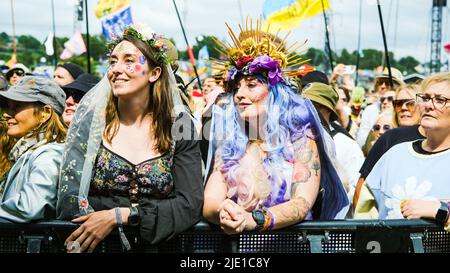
[56,63,187,219]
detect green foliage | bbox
[306,47,420,74]
[0,32,422,76]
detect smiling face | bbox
[62,96,78,125]
[107,40,160,99]
[233,76,269,122]
[419,81,450,133]
[3,101,42,138]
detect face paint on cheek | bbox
[125,66,135,73]
[142,70,146,76]
[138,56,146,64]
[134,64,142,73]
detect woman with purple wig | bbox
[202,19,349,235]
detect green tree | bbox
[396,56,420,74]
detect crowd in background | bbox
[0,21,450,253]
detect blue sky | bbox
[0,0,449,63]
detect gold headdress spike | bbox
[214,16,312,86]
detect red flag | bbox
[444,43,450,54]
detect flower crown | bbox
[213,17,312,86]
[107,23,171,66]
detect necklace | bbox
[249,139,268,153]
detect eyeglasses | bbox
[64,89,85,103]
[416,93,450,110]
[372,124,391,132]
[380,96,394,103]
[393,99,416,112]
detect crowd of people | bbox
[0,19,450,252]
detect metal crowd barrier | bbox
[0,219,449,253]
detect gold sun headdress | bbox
[212,17,313,86]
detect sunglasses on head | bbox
[372,124,391,131]
[64,89,85,103]
[380,96,394,103]
[393,99,416,112]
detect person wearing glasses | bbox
[361,111,393,157]
[61,73,100,125]
[356,72,450,229]
[5,64,31,86]
[379,91,396,111]
[356,68,404,147]
[354,84,427,218]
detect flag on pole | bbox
[96,0,133,40]
[444,43,450,54]
[43,32,54,56]
[262,0,330,32]
[95,0,130,18]
[6,53,17,68]
[197,45,209,77]
[60,30,87,60]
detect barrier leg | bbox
[307,235,324,253]
[410,233,425,253]
[24,236,45,253]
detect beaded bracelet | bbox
[260,210,275,232]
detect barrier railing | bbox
[0,219,448,253]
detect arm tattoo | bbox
[293,138,320,183]
[278,197,311,223]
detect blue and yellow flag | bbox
[263,0,330,32]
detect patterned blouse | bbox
[89,142,175,203]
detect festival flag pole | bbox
[376,0,394,87]
[321,0,334,72]
[84,0,91,73]
[51,0,58,67]
[10,0,17,57]
[172,0,203,91]
[355,0,362,86]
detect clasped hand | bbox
[217,199,254,235]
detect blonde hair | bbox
[0,120,16,176]
[421,72,450,92]
[104,35,174,154]
[392,84,421,128]
[32,103,67,143]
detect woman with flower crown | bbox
[202,19,349,234]
[56,23,203,252]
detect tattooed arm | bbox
[266,137,320,229]
[239,137,321,231]
[205,138,320,232]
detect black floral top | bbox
[89,142,176,203]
